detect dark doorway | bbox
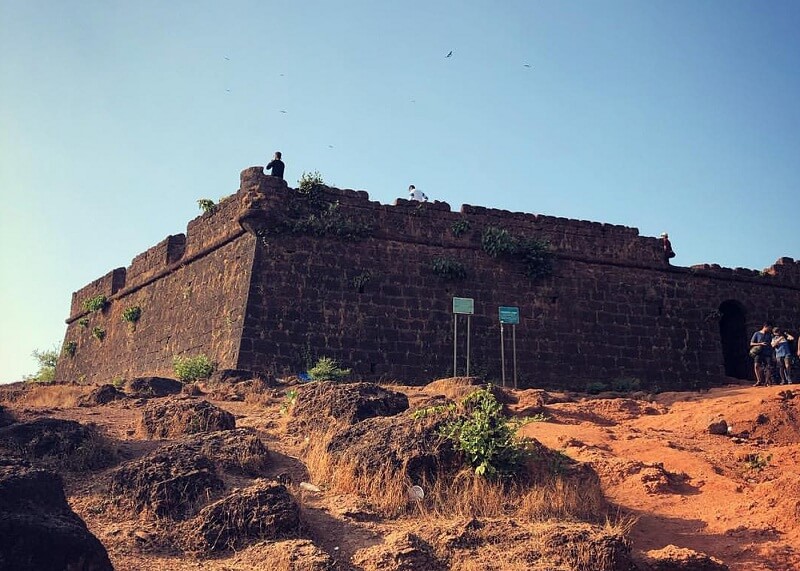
[719,300,749,379]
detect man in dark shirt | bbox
[265,151,285,179]
[751,322,774,386]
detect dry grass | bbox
[14,384,87,408]
[300,426,606,522]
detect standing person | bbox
[660,232,676,260]
[750,322,773,386]
[408,184,428,202]
[265,151,285,179]
[771,327,794,384]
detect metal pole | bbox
[453,314,458,377]
[466,315,471,377]
[500,323,506,387]
[512,324,518,389]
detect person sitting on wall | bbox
[750,322,774,387]
[408,184,428,202]
[660,232,676,260]
[265,151,285,179]
[771,326,794,385]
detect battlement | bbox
[57,166,800,389]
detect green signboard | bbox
[498,306,520,324]
[452,297,475,315]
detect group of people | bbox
[750,322,797,386]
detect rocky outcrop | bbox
[125,376,183,398]
[643,545,728,570]
[78,384,127,407]
[0,465,113,571]
[291,381,408,429]
[138,396,235,438]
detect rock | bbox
[138,396,235,439]
[291,381,409,428]
[209,368,263,384]
[182,480,300,553]
[182,382,205,396]
[0,465,113,570]
[0,418,116,470]
[708,419,729,435]
[0,404,15,427]
[326,411,460,481]
[643,545,729,570]
[110,441,224,520]
[125,376,183,398]
[352,531,445,571]
[538,522,636,571]
[231,539,335,570]
[78,384,127,407]
[109,429,269,519]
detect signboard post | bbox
[498,306,520,388]
[452,297,474,376]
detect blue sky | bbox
[1,1,799,383]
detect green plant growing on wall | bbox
[308,357,351,382]
[24,346,58,383]
[439,386,530,479]
[82,295,108,313]
[62,341,77,358]
[431,257,467,280]
[481,226,554,279]
[352,271,372,293]
[481,227,517,258]
[78,317,90,328]
[197,199,216,214]
[451,218,471,237]
[173,354,215,382]
[110,376,126,389]
[91,327,106,342]
[298,171,325,194]
[122,306,142,324]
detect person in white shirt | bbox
[408,185,428,202]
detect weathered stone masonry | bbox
[56,167,800,390]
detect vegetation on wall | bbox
[173,354,215,382]
[78,318,90,328]
[82,295,108,313]
[62,341,77,358]
[352,271,372,293]
[122,306,142,324]
[197,199,216,214]
[481,226,554,279]
[451,218,471,237]
[91,327,106,342]
[431,256,468,280]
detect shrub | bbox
[586,381,609,395]
[610,377,641,392]
[91,327,106,342]
[62,341,77,358]
[451,218,470,237]
[82,295,108,313]
[173,354,215,382]
[24,346,59,383]
[197,199,216,214]
[352,271,372,293]
[481,227,517,258]
[481,227,554,279]
[431,257,467,280]
[122,305,142,324]
[308,357,351,382]
[440,386,528,479]
[280,389,299,415]
[78,317,89,328]
[297,171,325,194]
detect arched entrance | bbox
[719,300,749,379]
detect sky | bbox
[1,1,799,383]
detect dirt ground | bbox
[2,380,799,570]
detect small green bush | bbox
[91,327,106,342]
[197,199,216,214]
[24,347,58,383]
[280,389,299,415]
[431,257,467,280]
[62,341,77,358]
[78,317,90,328]
[110,376,126,389]
[308,357,351,382]
[82,295,108,313]
[481,227,554,278]
[585,381,609,395]
[451,219,471,237]
[173,354,215,382]
[481,227,517,258]
[440,386,528,479]
[611,377,641,392]
[298,171,325,194]
[122,306,142,324]
[352,271,372,292]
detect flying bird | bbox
[224,56,230,61]
[328,145,334,149]
[279,110,287,114]
[445,50,453,58]
[523,63,531,68]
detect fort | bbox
[55,167,800,390]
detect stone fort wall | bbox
[55,167,800,389]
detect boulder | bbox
[0,465,113,571]
[326,411,460,481]
[182,480,300,553]
[537,522,636,571]
[138,396,235,439]
[125,376,183,398]
[209,368,262,384]
[291,381,408,428]
[352,531,445,571]
[0,418,116,470]
[189,428,270,476]
[78,384,126,407]
[643,545,728,570]
[708,419,729,436]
